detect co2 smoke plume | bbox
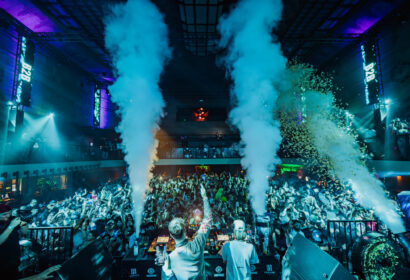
[305,91,404,233]
[105,0,171,235]
[218,0,286,215]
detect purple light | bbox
[338,0,399,35]
[344,16,380,34]
[100,88,110,129]
[102,76,115,82]
[0,0,58,32]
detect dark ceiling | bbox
[0,0,406,104]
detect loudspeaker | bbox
[283,234,354,280]
[57,239,112,280]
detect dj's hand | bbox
[200,184,207,198]
[162,255,173,277]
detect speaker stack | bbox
[283,234,354,280]
[56,239,112,280]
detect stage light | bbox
[7,101,13,106]
[43,114,61,150]
[385,99,391,105]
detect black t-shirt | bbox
[0,221,21,280]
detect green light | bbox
[278,163,303,174]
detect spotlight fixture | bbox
[385,99,391,105]
[49,113,54,118]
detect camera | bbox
[16,209,34,223]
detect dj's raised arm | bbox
[160,183,213,280]
[198,183,212,234]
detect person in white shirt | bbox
[221,220,259,280]
[157,184,212,280]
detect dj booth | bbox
[121,254,280,280]
[121,232,280,279]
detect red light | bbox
[193,107,209,122]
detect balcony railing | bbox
[26,226,74,266]
[157,147,240,159]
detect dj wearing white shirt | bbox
[158,184,212,280]
[221,220,259,280]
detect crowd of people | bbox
[2,171,403,278]
[141,172,385,256]
[16,172,388,254]
[15,177,135,258]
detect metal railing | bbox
[157,147,240,159]
[27,226,74,265]
[327,220,378,271]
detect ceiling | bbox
[0,0,406,97]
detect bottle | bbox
[156,245,161,258]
